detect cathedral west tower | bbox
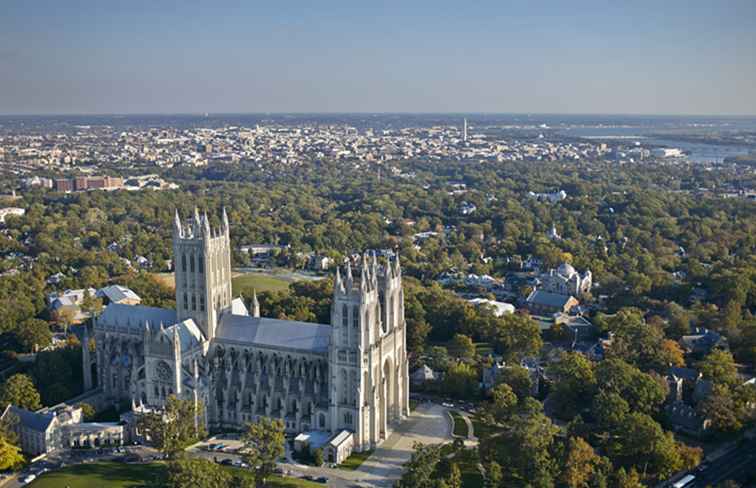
[173,208,232,340]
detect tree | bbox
[312,447,323,467]
[427,346,451,371]
[592,391,630,429]
[241,416,285,488]
[665,302,691,338]
[396,442,443,488]
[697,383,743,433]
[167,455,232,488]
[480,411,559,487]
[493,313,543,362]
[697,350,738,387]
[0,434,23,471]
[605,308,677,372]
[485,461,503,488]
[54,307,76,335]
[443,361,478,398]
[560,436,609,488]
[613,467,644,488]
[497,365,533,400]
[15,318,52,353]
[595,358,667,415]
[548,352,596,419]
[450,333,476,360]
[447,463,462,488]
[79,402,96,421]
[484,383,518,423]
[608,412,683,480]
[137,396,205,456]
[80,290,103,318]
[660,340,685,367]
[0,373,41,411]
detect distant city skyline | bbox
[1,0,755,116]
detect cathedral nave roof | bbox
[216,314,331,354]
[97,303,177,332]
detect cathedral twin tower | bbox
[89,208,409,452]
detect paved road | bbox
[689,437,756,487]
[350,402,452,487]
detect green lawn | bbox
[152,271,293,295]
[450,411,468,437]
[29,462,167,488]
[232,273,291,295]
[29,461,323,488]
[337,449,373,470]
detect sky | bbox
[1,0,755,115]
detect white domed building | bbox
[540,263,592,298]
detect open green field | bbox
[28,462,166,488]
[29,461,323,488]
[231,272,291,295]
[153,270,303,295]
[337,449,373,470]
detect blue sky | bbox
[1,1,755,115]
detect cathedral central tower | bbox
[173,208,232,340]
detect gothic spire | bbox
[345,260,353,288]
[335,266,343,293]
[173,209,182,238]
[251,289,260,318]
[202,212,211,237]
[222,207,229,233]
[193,207,201,230]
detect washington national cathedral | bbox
[82,208,409,451]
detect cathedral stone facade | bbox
[83,209,409,451]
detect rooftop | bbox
[217,313,331,354]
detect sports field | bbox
[28,461,323,488]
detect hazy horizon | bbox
[2,0,755,116]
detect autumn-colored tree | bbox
[560,436,610,488]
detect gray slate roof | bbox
[216,313,331,354]
[97,303,177,331]
[96,285,141,303]
[3,405,55,433]
[527,290,575,308]
[168,319,205,350]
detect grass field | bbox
[28,462,166,488]
[28,461,323,488]
[152,271,292,295]
[337,449,373,470]
[231,273,291,295]
[450,410,469,437]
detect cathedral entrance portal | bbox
[380,357,394,440]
